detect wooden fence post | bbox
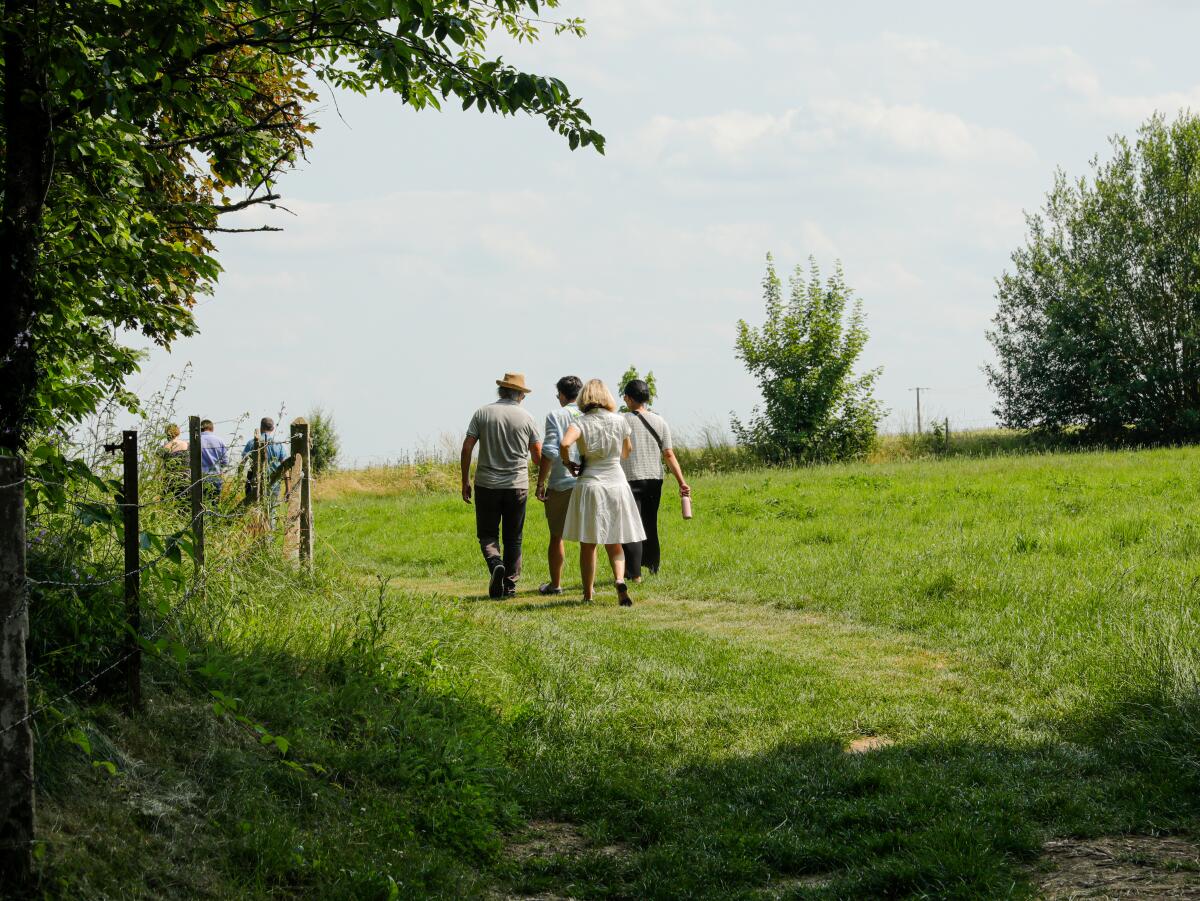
[284,418,312,567]
[120,431,142,711]
[298,421,313,567]
[188,416,205,583]
[0,457,34,885]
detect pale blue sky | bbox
[132,0,1200,462]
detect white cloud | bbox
[632,100,1034,168]
[1016,45,1200,121]
[477,225,558,270]
[634,110,802,160]
[664,32,746,61]
[812,99,1037,162]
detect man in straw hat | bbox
[461,373,542,598]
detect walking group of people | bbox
[160,417,287,502]
[461,372,691,605]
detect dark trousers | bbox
[474,485,528,591]
[623,479,664,579]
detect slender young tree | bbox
[0,1,603,452]
[733,254,883,463]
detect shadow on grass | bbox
[502,696,1200,899]
[34,625,1200,900]
[34,630,521,900]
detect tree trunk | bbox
[0,1,52,453]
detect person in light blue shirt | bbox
[198,419,228,501]
[243,418,288,479]
[244,417,288,518]
[535,376,583,595]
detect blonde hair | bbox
[165,424,181,439]
[578,379,617,413]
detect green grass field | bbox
[34,446,1200,898]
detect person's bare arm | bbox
[622,435,633,460]
[460,436,478,503]
[528,439,543,469]
[663,447,691,496]
[536,453,552,501]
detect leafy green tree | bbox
[617,364,657,412]
[307,407,340,476]
[987,112,1200,439]
[733,254,883,463]
[0,1,603,452]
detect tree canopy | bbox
[733,255,883,464]
[1,0,603,451]
[987,112,1200,439]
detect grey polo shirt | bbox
[467,400,539,489]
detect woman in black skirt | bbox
[619,380,691,581]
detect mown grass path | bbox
[315,448,1200,898]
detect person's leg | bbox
[499,488,528,593]
[579,543,598,599]
[548,536,565,587]
[544,489,571,591]
[642,480,664,573]
[474,485,503,571]
[622,480,648,580]
[603,543,626,583]
[605,543,632,606]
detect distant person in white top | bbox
[620,379,690,582]
[559,380,646,606]
[461,372,543,599]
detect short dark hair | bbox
[556,376,583,401]
[260,417,275,432]
[497,386,522,401]
[200,419,214,431]
[623,379,651,404]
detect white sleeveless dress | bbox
[562,411,647,545]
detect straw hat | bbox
[496,372,533,394]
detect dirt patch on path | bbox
[502,821,631,901]
[846,735,895,754]
[507,819,630,864]
[1036,836,1200,898]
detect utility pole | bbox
[908,387,931,434]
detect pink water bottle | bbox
[681,494,693,520]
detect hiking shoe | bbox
[538,583,564,596]
[488,563,506,599]
[616,581,633,607]
[502,588,518,599]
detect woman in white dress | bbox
[559,380,646,605]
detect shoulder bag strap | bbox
[633,411,664,450]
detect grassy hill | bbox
[33,446,1200,898]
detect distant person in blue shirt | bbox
[244,417,288,520]
[243,417,288,487]
[535,375,583,596]
[198,419,228,501]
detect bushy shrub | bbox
[988,112,1200,440]
[308,407,340,475]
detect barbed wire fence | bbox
[0,415,314,887]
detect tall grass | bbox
[33,431,1200,897]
